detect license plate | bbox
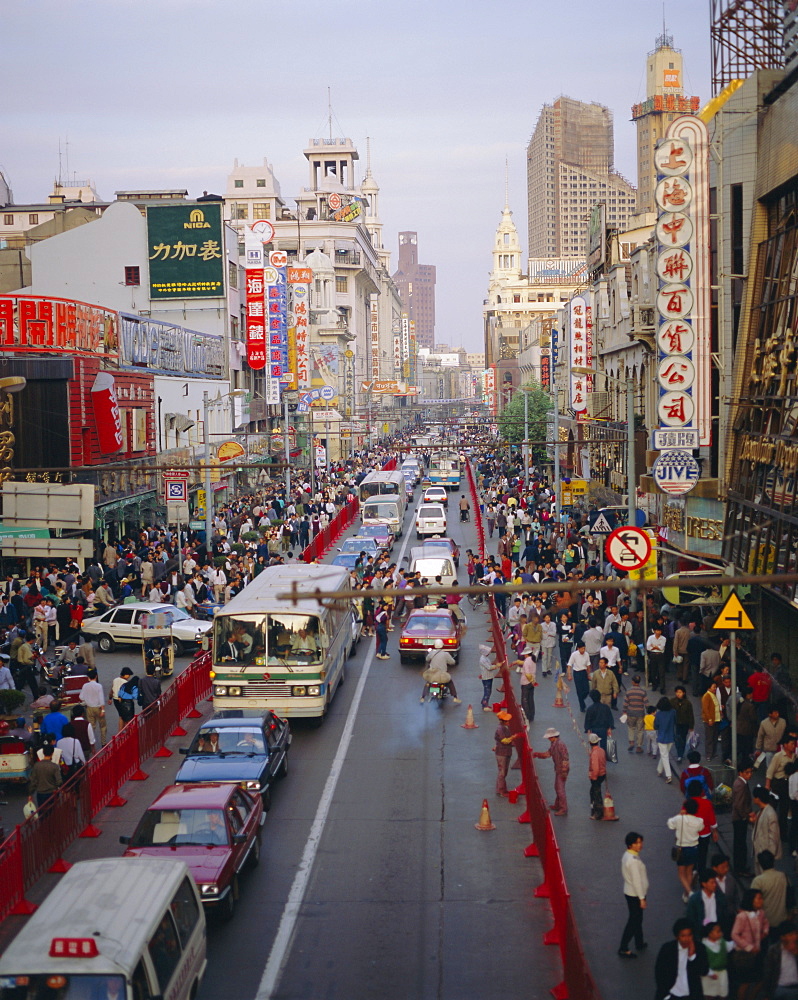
[420,639,435,646]
[424,522,437,528]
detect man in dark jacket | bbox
[761,920,798,998]
[685,869,733,939]
[139,663,162,709]
[654,918,709,999]
[584,689,614,755]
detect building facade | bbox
[391,232,436,350]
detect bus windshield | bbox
[214,613,323,667]
[362,501,400,520]
[360,480,401,500]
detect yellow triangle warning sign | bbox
[713,591,755,631]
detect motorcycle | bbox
[36,646,66,698]
[425,682,448,705]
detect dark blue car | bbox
[176,710,291,811]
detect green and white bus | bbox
[210,563,355,720]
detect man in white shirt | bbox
[79,668,107,745]
[582,622,604,670]
[618,831,648,957]
[567,640,592,713]
[646,627,667,693]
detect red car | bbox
[121,782,263,921]
[399,606,467,663]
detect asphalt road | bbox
[0,487,563,999]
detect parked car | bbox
[399,606,467,663]
[415,503,447,539]
[176,711,290,811]
[423,486,448,507]
[331,553,361,570]
[121,782,264,921]
[357,523,395,551]
[419,536,460,568]
[81,602,211,655]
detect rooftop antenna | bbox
[57,138,63,187]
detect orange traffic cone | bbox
[553,676,565,708]
[602,792,619,821]
[461,705,479,729]
[474,798,496,831]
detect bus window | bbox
[214,616,266,664]
[148,911,182,995]
[266,614,321,665]
[132,961,156,1000]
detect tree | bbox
[497,381,553,458]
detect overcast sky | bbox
[1,0,710,352]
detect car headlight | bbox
[214,685,227,696]
[243,780,261,791]
[200,884,219,897]
[307,685,321,696]
[293,686,307,696]
[228,686,242,697]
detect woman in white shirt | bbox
[668,798,706,901]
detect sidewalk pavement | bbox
[503,655,787,1000]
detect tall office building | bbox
[392,232,436,350]
[631,33,701,215]
[526,96,636,258]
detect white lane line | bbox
[255,506,416,1000]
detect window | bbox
[148,911,182,993]
[336,275,348,292]
[253,203,270,220]
[228,259,238,289]
[233,204,248,220]
[28,214,38,225]
[124,265,140,286]
[234,179,243,188]
[256,178,266,187]
[503,233,510,245]
[112,609,135,625]
[170,877,201,948]
[2,214,12,226]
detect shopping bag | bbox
[606,736,618,763]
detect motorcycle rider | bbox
[420,639,461,703]
[459,495,471,522]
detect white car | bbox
[81,602,211,655]
[415,503,447,539]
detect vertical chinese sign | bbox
[266,251,289,388]
[654,117,710,445]
[244,229,266,373]
[288,267,313,393]
[569,295,588,413]
[485,367,496,416]
[370,296,380,380]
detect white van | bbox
[0,858,206,1000]
[415,503,447,539]
[408,547,457,589]
[361,493,406,537]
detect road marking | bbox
[255,503,416,999]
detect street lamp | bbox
[0,377,27,393]
[203,388,247,544]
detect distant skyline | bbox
[1,0,711,352]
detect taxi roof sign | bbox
[712,590,755,631]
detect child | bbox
[644,705,658,757]
[700,921,733,998]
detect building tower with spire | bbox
[392,232,436,351]
[631,32,701,215]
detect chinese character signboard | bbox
[569,295,588,413]
[653,117,711,450]
[484,367,496,416]
[370,297,380,380]
[265,251,289,383]
[540,351,551,389]
[244,229,266,372]
[292,281,310,390]
[0,296,118,357]
[147,204,225,299]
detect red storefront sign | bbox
[0,296,118,356]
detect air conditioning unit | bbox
[587,391,612,420]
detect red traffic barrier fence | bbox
[0,652,212,923]
[468,457,601,1000]
[300,499,358,563]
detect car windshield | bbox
[189,727,265,754]
[405,615,453,634]
[360,525,388,538]
[131,807,230,847]
[214,612,323,667]
[362,501,399,520]
[0,976,125,999]
[339,538,375,553]
[414,558,454,577]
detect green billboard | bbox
[147,203,225,299]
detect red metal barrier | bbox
[0,652,213,923]
[470,473,601,999]
[301,499,358,563]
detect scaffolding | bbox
[710,0,785,95]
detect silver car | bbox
[81,602,211,655]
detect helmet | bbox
[433,639,444,649]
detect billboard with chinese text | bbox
[146,204,225,299]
